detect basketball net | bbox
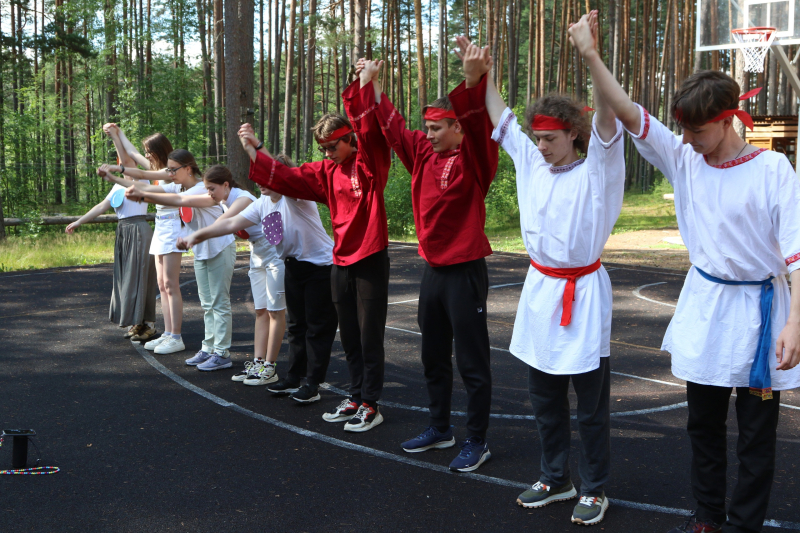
[732,27,777,73]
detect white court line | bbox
[388,298,420,305]
[319,382,689,420]
[133,342,800,529]
[489,282,525,289]
[633,282,677,308]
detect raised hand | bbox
[176,236,193,251]
[454,36,492,87]
[97,164,116,182]
[568,10,599,59]
[102,123,120,137]
[357,58,383,85]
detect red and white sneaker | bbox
[322,399,360,423]
[343,403,383,433]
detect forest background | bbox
[0,0,796,258]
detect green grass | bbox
[0,232,118,272]
[613,179,677,234]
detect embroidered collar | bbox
[549,158,586,174]
[439,148,461,158]
[703,148,766,169]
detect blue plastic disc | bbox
[110,188,125,208]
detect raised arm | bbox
[569,10,640,135]
[178,215,252,251]
[125,187,217,208]
[98,164,167,193]
[356,58,383,103]
[103,123,138,168]
[118,127,151,168]
[455,37,503,128]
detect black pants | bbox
[687,382,781,533]
[283,258,338,387]
[528,358,611,497]
[330,248,390,404]
[418,258,492,439]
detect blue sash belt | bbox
[695,266,774,400]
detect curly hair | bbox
[671,70,741,129]
[524,94,591,153]
[311,113,357,148]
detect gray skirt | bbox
[110,216,158,327]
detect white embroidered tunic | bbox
[627,105,800,390]
[493,107,626,374]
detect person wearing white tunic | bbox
[476,14,623,525]
[100,153,237,372]
[571,11,800,533]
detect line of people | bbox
[68,11,800,530]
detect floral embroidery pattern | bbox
[456,106,487,120]
[497,112,515,145]
[549,158,586,174]
[350,160,362,197]
[706,148,766,169]
[269,159,277,185]
[382,109,397,130]
[438,150,460,189]
[352,104,377,122]
[640,107,651,140]
[786,251,800,266]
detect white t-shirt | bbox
[157,182,181,215]
[180,182,235,261]
[222,187,263,243]
[626,104,800,390]
[492,108,626,375]
[106,183,149,219]
[240,195,333,266]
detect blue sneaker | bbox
[197,354,233,371]
[449,437,491,472]
[185,350,211,366]
[401,426,456,453]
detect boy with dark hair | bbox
[479,14,624,524]
[354,40,499,472]
[572,11,800,533]
[239,76,391,433]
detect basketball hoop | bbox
[732,27,777,73]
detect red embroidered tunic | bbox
[247,80,391,266]
[366,74,499,267]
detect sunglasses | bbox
[166,164,188,175]
[317,136,347,154]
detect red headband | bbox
[424,107,458,121]
[319,126,353,144]
[705,88,763,130]
[531,107,594,131]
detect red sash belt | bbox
[530,258,602,326]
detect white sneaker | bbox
[232,360,261,382]
[144,335,169,351]
[154,337,186,354]
[244,362,278,386]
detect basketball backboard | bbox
[697,0,800,51]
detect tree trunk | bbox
[214,0,225,155]
[224,0,255,187]
[413,0,428,109]
[438,0,445,98]
[270,0,286,150]
[354,0,366,61]
[303,0,317,154]
[197,0,217,159]
[282,0,297,155]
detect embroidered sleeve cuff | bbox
[786,251,800,272]
[623,104,651,140]
[591,116,624,149]
[491,108,515,145]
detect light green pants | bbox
[193,242,236,356]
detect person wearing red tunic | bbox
[353,43,498,471]
[238,76,391,433]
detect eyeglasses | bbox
[317,137,346,154]
[166,164,188,175]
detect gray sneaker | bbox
[517,480,577,508]
[185,350,212,366]
[197,354,233,371]
[571,493,609,525]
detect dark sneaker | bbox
[322,399,360,422]
[291,384,321,403]
[131,325,157,342]
[667,513,722,533]
[517,480,577,508]
[267,378,300,395]
[448,437,491,472]
[571,492,609,525]
[401,426,456,453]
[124,324,145,339]
[343,403,384,432]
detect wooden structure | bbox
[746,115,798,168]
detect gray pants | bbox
[528,357,610,497]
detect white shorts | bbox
[149,214,185,256]
[249,239,286,311]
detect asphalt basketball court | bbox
[2,243,799,531]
